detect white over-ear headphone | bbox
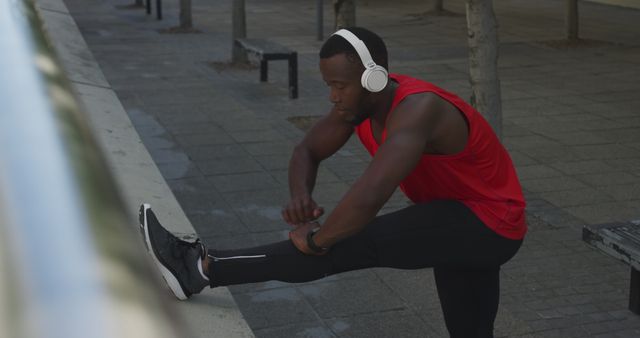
[332,29,389,93]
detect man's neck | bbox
[370,80,398,126]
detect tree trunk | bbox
[333,0,356,30]
[465,0,502,139]
[430,0,444,13]
[232,0,248,63]
[566,0,579,41]
[179,0,192,29]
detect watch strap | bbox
[306,228,328,253]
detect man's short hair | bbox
[320,27,389,71]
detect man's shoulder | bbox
[393,91,443,120]
[387,92,438,132]
[391,73,438,90]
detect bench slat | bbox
[583,221,640,271]
[584,220,640,315]
[235,38,292,56]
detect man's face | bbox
[319,53,371,125]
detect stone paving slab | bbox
[61,0,640,336]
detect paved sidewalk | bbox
[62,0,640,336]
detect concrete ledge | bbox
[34,0,254,337]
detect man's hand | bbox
[289,222,326,255]
[282,194,324,225]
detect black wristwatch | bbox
[306,228,328,254]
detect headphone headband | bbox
[332,29,376,69]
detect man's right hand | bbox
[282,194,324,225]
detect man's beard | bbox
[349,110,373,127]
[349,95,373,126]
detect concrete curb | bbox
[34,0,254,336]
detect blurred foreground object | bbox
[0,1,185,337]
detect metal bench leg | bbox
[260,59,268,82]
[289,52,298,99]
[631,267,640,314]
[156,0,162,20]
[146,0,151,14]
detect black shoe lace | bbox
[171,237,204,258]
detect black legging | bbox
[207,200,523,338]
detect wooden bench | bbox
[234,38,298,99]
[583,220,640,314]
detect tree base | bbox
[158,26,202,34]
[287,116,322,132]
[425,9,462,17]
[115,4,145,10]
[405,10,463,22]
[537,38,620,49]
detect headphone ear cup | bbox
[361,65,389,92]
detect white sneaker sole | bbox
[140,203,188,301]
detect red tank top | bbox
[355,74,526,240]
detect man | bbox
[140,27,526,337]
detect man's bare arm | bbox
[311,94,438,247]
[284,109,354,224]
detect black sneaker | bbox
[139,203,209,300]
